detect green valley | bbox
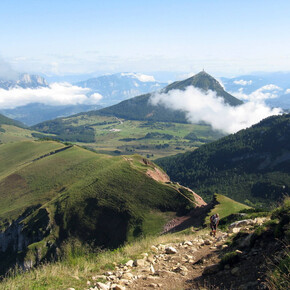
[32,114,224,159]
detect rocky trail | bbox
[83,217,278,290]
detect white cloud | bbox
[285,89,290,94]
[233,79,253,86]
[0,83,102,109]
[150,86,281,134]
[120,72,155,82]
[232,84,282,101]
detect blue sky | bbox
[0,0,290,76]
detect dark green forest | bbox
[32,119,95,142]
[156,113,290,206]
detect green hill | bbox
[0,140,198,275]
[156,113,290,206]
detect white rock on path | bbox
[183,241,193,246]
[96,282,110,290]
[125,260,134,267]
[134,259,147,267]
[165,246,177,254]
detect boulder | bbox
[150,245,158,253]
[165,246,177,254]
[125,260,134,267]
[133,259,147,267]
[147,255,155,263]
[104,271,113,276]
[183,241,193,246]
[96,282,110,290]
[231,227,241,234]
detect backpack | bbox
[210,214,218,225]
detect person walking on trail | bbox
[210,213,219,237]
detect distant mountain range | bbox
[0,72,167,125]
[0,103,102,126]
[76,72,167,106]
[221,72,290,109]
[0,73,48,90]
[156,113,290,206]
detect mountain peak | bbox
[164,71,243,106]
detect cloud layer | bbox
[232,84,282,101]
[233,79,253,86]
[150,86,281,134]
[0,83,102,109]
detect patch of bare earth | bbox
[146,167,170,183]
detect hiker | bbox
[210,213,219,237]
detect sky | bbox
[0,0,290,76]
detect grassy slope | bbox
[205,194,251,224]
[0,124,36,144]
[0,140,196,277]
[0,141,65,179]
[0,142,191,224]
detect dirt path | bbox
[89,219,277,290]
[126,232,225,290]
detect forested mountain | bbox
[81,71,243,123]
[156,113,290,206]
[164,71,243,106]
